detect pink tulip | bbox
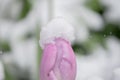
[39,18,76,80]
[40,38,76,80]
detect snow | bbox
[54,0,103,30]
[88,76,104,80]
[76,47,109,80]
[0,61,4,80]
[40,18,75,49]
[100,0,120,23]
[76,37,120,80]
[75,23,89,42]
[0,0,23,20]
[106,37,120,68]
[113,68,120,80]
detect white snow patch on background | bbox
[101,0,120,23]
[0,61,4,80]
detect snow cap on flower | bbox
[40,17,75,49]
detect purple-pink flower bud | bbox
[40,38,76,80]
[39,18,76,80]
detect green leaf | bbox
[0,40,11,53]
[19,0,32,19]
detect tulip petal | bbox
[49,71,57,80]
[40,43,57,80]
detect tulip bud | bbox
[39,18,76,80]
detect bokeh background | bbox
[0,0,120,80]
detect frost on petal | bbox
[40,18,75,49]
